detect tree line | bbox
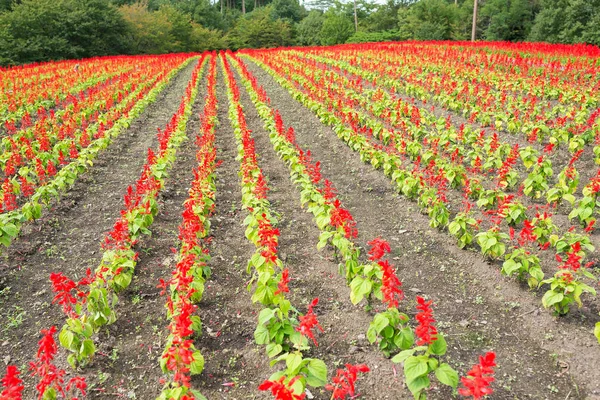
[0,0,598,66]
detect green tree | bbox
[193,0,228,31]
[0,0,129,66]
[190,22,227,50]
[155,3,194,52]
[479,0,537,41]
[227,5,293,49]
[120,2,175,54]
[0,0,18,11]
[362,0,402,32]
[271,0,306,22]
[319,9,354,45]
[529,0,600,45]
[346,30,401,43]
[296,10,325,45]
[397,0,460,40]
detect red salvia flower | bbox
[19,176,35,198]
[414,296,438,346]
[2,179,17,212]
[162,337,196,388]
[46,160,57,177]
[458,352,496,399]
[66,376,87,398]
[1,365,24,400]
[258,376,306,400]
[29,326,66,399]
[330,200,358,239]
[275,269,290,296]
[367,237,391,261]
[378,260,404,308]
[296,298,324,346]
[325,364,370,399]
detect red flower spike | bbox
[367,237,391,261]
[296,298,324,346]
[1,365,24,400]
[325,363,370,399]
[378,260,404,308]
[414,296,438,346]
[275,269,290,296]
[458,352,497,399]
[258,376,306,400]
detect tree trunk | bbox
[220,0,223,13]
[242,0,245,13]
[471,0,478,41]
[353,0,358,31]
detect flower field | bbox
[0,42,599,400]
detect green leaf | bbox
[349,276,368,305]
[1,223,18,238]
[80,339,95,357]
[542,290,564,308]
[306,359,328,387]
[59,329,74,349]
[501,259,520,276]
[394,327,414,350]
[190,351,205,374]
[404,356,428,382]
[254,324,270,345]
[266,343,283,358]
[435,363,459,388]
[286,352,303,375]
[371,313,390,334]
[258,308,276,325]
[429,334,447,356]
[392,349,415,363]
[594,322,600,344]
[366,326,377,344]
[406,375,430,398]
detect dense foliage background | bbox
[1,0,599,66]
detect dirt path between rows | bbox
[242,57,599,400]
[0,59,199,399]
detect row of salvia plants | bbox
[227,52,496,399]
[48,55,208,368]
[0,54,204,400]
[0,55,197,250]
[241,50,599,341]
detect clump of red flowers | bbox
[367,238,403,308]
[325,363,370,399]
[1,365,23,400]
[28,326,87,400]
[458,352,496,399]
[50,269,94,318]
[258,214,280,264]
[330,199,358,239]
[367,237,391,261]
[296,298,324,346]
[259,376,306,400]
[275,269,290,296]
[415,296,438,346]
[378,260,404,308]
